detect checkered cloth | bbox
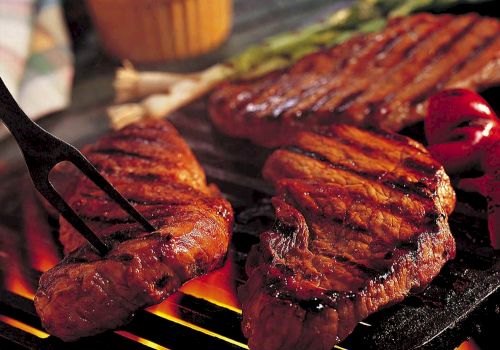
[0,0,74,137]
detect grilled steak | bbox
[209,13,500,147]
[34,120,233,341]
[239,124,456,350]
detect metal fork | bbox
[0,78,155,256]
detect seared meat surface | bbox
[35,120,233,341]
[209,13,500,147]
[239,125,456,350]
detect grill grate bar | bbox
[0,291,39,323]
[0,321,42,350]
[0,314,48,339]
[115,330,171,350]
[123,311,245,350]
[0,288,245,350]
[168,294,245,341]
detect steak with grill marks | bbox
[209,13,500,147]
[34,120,233,341]
[238,124,456,350]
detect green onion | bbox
[229,0,491,79]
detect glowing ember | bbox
[0,314,49,338]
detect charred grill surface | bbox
[34,120,234,341]
[238,124,456,350]
[209,13,500,147]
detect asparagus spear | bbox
[108,0,491,129]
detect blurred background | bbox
[0,0,351,141]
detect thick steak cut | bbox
[239,124,456,350]
[35,120,233,341]
[209,13,500,147]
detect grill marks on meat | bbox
[34,120,233,341]
[238,125,456,350]
[56,121,210,254]
[209,14,500,147]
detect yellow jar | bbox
[86,0,232,63]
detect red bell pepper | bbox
[425,89,500,249]
[425,89,499,173]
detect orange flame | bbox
[22,190,60,273]
[146,254,248,349]
[0,224,35,300]
[456,340,481,350]
[1,190,60,300]
[180,254,241,313]
[147,293,183,319]
[5,272,35,300]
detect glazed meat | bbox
[34,120,233,341]
[239,124,456,350]
[209,13,500,147]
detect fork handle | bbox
[0,78,43,145]
[0,78,71,168]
